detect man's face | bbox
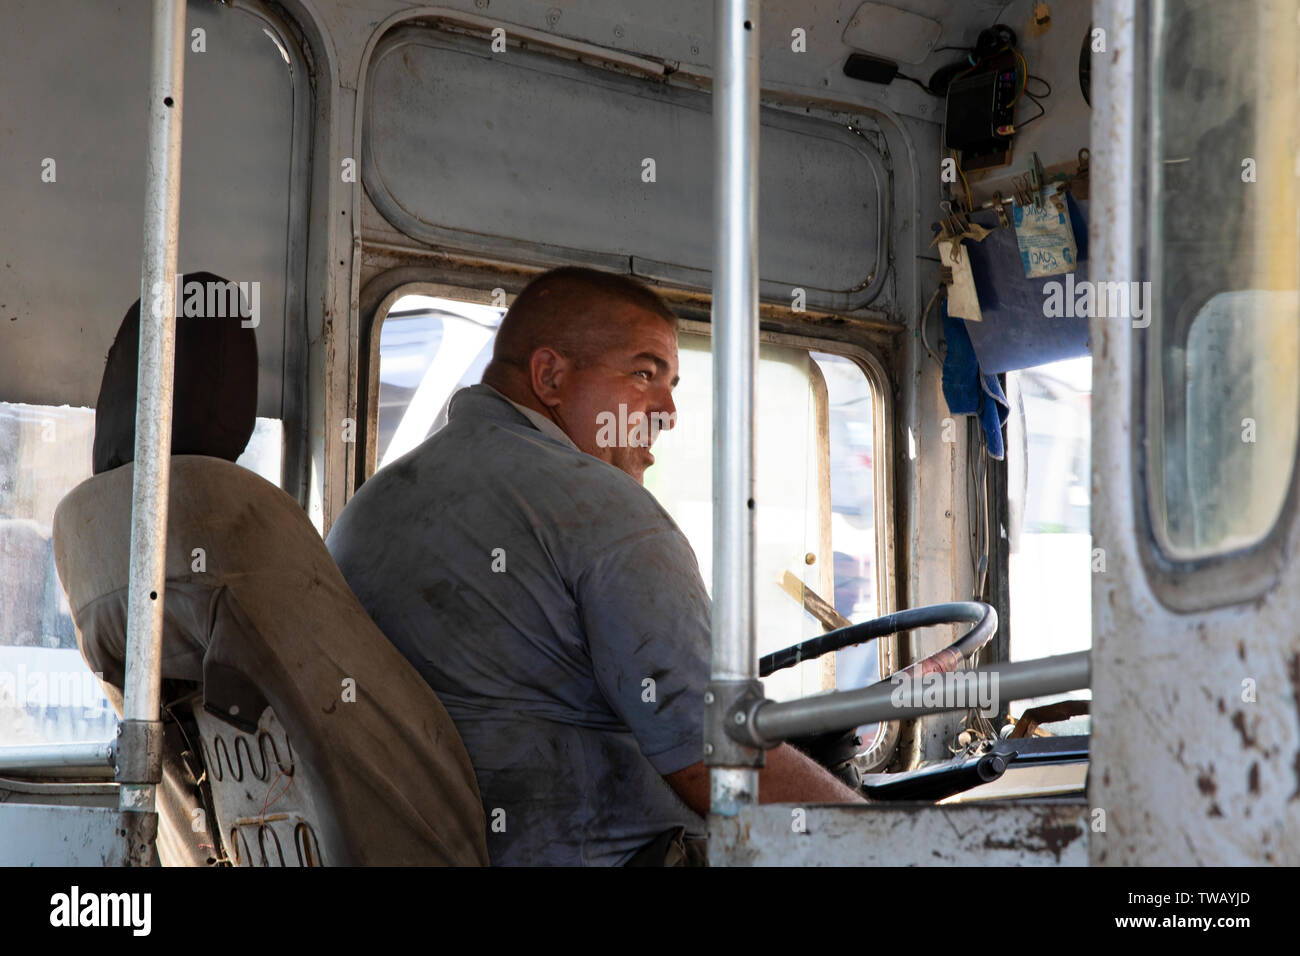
[549,306,679,483]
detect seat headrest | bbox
[92,271,259,475]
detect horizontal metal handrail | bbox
[747,651,1091,745]
[0,741,116,774]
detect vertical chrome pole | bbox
[707,0,761,819]
[119,0,186,840]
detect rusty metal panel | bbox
[710,802,1088,865]
[361,26,887,311]
[0,803,137,865]
[1089,0,1300,865]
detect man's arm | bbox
[664,744,866,817]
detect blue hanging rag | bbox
[940,301,1010,459]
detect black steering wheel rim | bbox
[759,601,998,678]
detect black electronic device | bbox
[944,55,1020,171]
[842,52,901,85]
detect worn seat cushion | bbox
[53,455,489,866]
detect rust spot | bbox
[1237,640,1246,662]
[1103,768,1111,786]
[1208,802,1223,817]
[1248,762,1260,795]
[984,817,1084,863]
[1231,711,1258,749]
[322,700,337,715]
[1287,653,1300,800]
[1196,772,1217,796]
[1217,698,1226,714]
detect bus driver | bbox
[326,267,863,866]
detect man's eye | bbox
[635,369,654,380]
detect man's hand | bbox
[664,743,867,817]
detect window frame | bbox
[1132,2,1300,613]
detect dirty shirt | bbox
[326,384,711,865]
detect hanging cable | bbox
[919,285,945,368]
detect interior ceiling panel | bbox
[0,0,296,417]
[363,26,889,310]
[841,2,943,64]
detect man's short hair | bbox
[486,267,677,375]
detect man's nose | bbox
[656,389,677,430]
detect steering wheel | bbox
[761,602,999,784]
[760,601,998,678]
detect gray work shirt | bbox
[326,384,711,865]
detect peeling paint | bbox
[711,803,1088,866]
[1287,654,1300,800]
[987,818,1085,864]
[1231,710,1258,749]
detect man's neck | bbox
[485,376,549,418]
[480,382,579,452]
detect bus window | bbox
[812,351,882,747]
[0,402,283,748]
[373,296,506,471]
[1138,0,1300,609]
[370,293,887,747]
[1155,292,1299,559]
[644,332,831,705]
[237,418,287,489]
[1005,356,1092,723]
[0,402,109,747]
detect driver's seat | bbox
[53,455,490,866]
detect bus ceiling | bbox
[0,0,1093,416]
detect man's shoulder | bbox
[449,387,673,511]
[328,389,679,544]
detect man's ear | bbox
[528,347,570,408]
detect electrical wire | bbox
[918,285,945,367]
[975,441,989,600]
[1015,92,1048,130]
[946,417,1000,753]
[1016,65,1051,130]
[964,416,991,605]
[966,421,980,595]
[954,154,973,212]
[1024,73,1052,98]
[967,423,1001,744]
[896,72,934,94]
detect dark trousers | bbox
[625,826,709,866]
